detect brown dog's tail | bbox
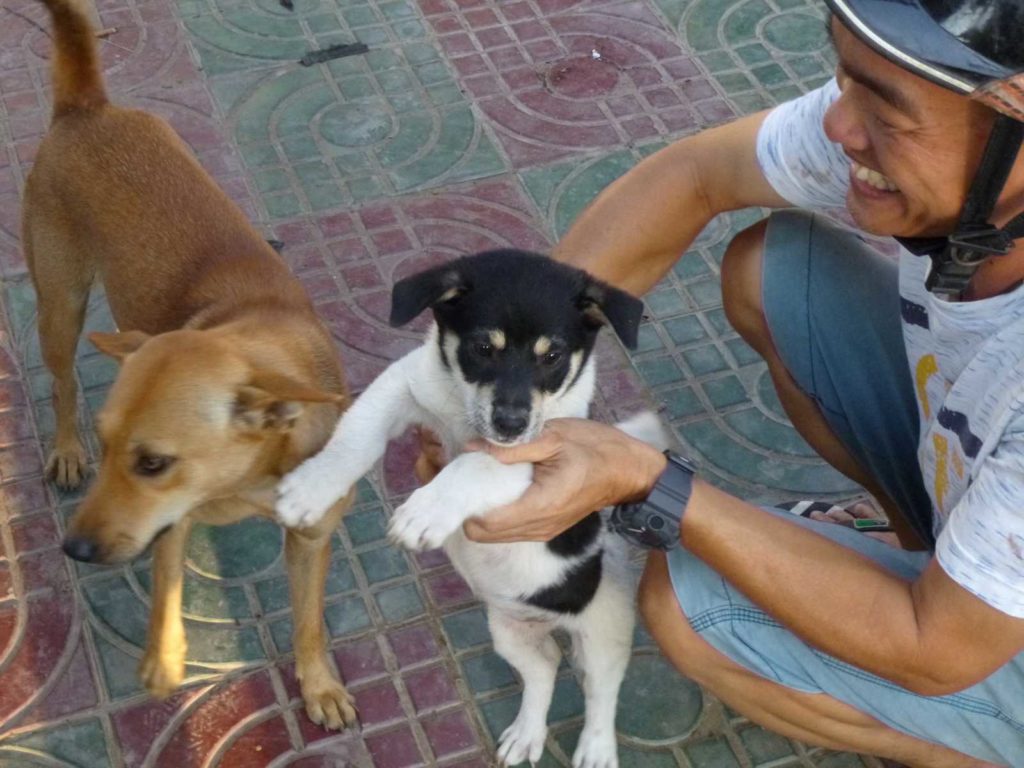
[38,0,108,116]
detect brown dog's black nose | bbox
[62,536,98,562]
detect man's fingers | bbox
[463,507,534,543]
[463,484,567,543]
[468,432,560,465]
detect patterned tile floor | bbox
[0,0,889,765]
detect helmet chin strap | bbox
[897,114,1024,300]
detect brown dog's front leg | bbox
[35,283,92,489]
[285,490,358,730]
[139,519,192,698]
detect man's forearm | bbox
[681,479,940,691]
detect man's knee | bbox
[720,218,772,354]
[638,552,725,686]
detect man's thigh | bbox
[761,210,933,545]
[658,509,1024,765]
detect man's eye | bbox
[134,454,175,477]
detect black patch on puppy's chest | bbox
[545,511,601,556]
[524,549,603,615]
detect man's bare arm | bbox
[554,110,790,295]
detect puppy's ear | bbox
[578,281,645,349]
[88,330,151,361]
[232,371,345,432]
[389,265,466,327]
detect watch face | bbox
[609,504,676,550]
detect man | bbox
[458,0,1024,765]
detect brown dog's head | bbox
[61,329,343,565]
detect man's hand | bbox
[462,418,667,543]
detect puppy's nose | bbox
[492,405,529,437]
[62,536,98,563]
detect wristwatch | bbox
[609,451,697,550]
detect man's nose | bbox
[823,93,870,154]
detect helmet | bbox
[824,0,1024,297]
[826,0,1024,119]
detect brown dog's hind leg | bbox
[26,223,95,489]
[285,490,358,730]
[139,518,192,698]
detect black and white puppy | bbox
[276,250,670,768]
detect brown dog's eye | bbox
[134,453,175,477]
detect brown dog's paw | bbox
[302,677,359,730]
[139,648,186,699]
[46,444,90,489]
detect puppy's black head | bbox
[390,250,644,443]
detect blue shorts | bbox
[667,211,1024,765]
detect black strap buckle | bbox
[947,225,1016,263]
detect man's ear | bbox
[389,263,466,327]
[232,371,346,432]
[578,280,645,349]
[88,330,152,361]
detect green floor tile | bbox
[374,582,425,623]
[442,607,490,651]
[325,595,374,638]
[345,506,389,545]
[358,545,410,583]
[461,649,517,695]
[738,725,795,762]
[617,655,703,742]
[637,357,685,388]
[4,718,111,768]
[682,344,729,376]
[685,737,742,768]
[186,518,282,578]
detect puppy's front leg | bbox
[389,452,533,550]
[139,519,192,698]
[276,347,426,527]
[285,491,358,730]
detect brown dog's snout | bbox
[62,535,99,563]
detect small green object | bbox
[852,519,893,532]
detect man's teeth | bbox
[852,161,898,192]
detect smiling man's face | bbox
[823,18,1000,238]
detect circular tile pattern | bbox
[762,11,829,54]
[617,654,704,742]
[545,55,621,99]
[319,101,396,147]
[186,518,283,579]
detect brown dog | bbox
[24,0,358,729]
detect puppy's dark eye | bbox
[134,454,174,477]
[542,350,563,366]
[474,342,494,358]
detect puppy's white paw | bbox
[572,728,618,768]
[276,456,348,528]
[388,484,459,551]
[497,717,547,766]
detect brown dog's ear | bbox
[232,371,345,432]
[88,330,152,361]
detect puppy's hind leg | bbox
[285,490,358,730]
[490,609,560,766]
[25,222,95,489]
[568,579,634,768]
